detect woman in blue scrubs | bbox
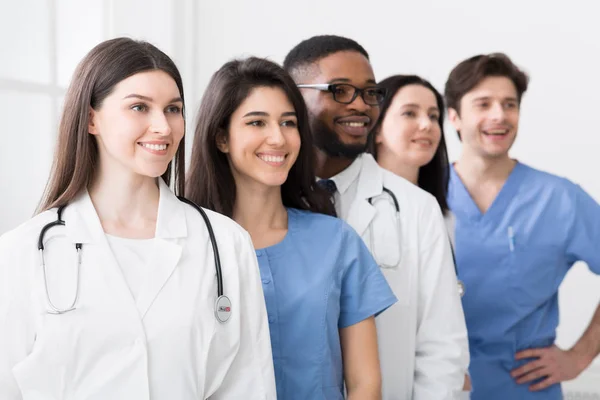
[186,57,397,399]
[444,53,600,399]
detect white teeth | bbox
[341,122,366,127]
[141,143,168,151]
[485,130,508,135]
[258,154,285,163]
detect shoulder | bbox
[519,163,573,188]
[181,204,250,245]
[287,208,363,248]
[287,208,349,241]
[518,163,587,203]
[0,210,58,276]
[0,210,57,252]
[378,166,442,215]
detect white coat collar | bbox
[64,178,187,244]
[63,178,186,319]
[330,154,362,195]
[347,154,401,267]
[341,154,384,237]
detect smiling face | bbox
[299,51,380,159]
[449,76,520,160]
[218,86,301,190]
[88,70,184,178]
[376,84,442,169]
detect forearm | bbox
[341,317,382,400]
[570,302,600,368]
[347,381,381,400]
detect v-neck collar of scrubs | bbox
[450,161,526,223]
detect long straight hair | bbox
[37,37,186,212]
[186,57,335,218]
[368,75,450,215]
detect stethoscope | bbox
[37,197,232,323]
[368,188,465,297]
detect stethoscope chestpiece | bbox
[214,295,232,323]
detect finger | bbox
[529,375,557,392]
[511,359,544,378]
[515,366,550,384]
[515,348,547,360]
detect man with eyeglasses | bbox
[284,35,470,400]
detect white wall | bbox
[1,0,599,394]
[193,0,600,393]
[0,0,198,234]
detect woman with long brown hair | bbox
[186,57,397,400]
[0,38,275,399]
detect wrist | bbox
[568,347,594,374]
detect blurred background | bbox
[1,0,599,395]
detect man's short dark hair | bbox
[444,53,529,114]
[283,35,369,79]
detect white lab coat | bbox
[0,179,276,399]
[335,154,469,400]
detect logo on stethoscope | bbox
[214,295,232,323]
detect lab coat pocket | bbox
[509,244,561,307]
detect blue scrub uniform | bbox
[256,208,397,400]
[448,162,600,399]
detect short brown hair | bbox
[444,53,529,114]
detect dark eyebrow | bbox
[401,103,440,111]
[243,111,268,117]
[123,94,183,103]
[472,96,518,103]
[328,78,377,85]
[243,111,297,118]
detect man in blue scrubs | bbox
[445,53,600,399]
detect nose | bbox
[348,92,371,113]
[489,102,506,122]
[418,115,433,131]
[265,124,285,146]
[150,111,172,136]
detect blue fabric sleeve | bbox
[338,223,397,329]
[565,183,600,274]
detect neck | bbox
[376,146,419,185]
[232,178,288,241]
[455,150,516,184]
[314,147,355,179]
[88,160,159,238]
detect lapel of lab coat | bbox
[136,179,186,319]
[345,154,382,237]
[65,179,186,320]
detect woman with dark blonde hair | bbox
[187,57,397,400]
[0,38,275,399]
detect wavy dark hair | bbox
[368,75,449,215]
[37,37,185,212]
[186,57,335,217]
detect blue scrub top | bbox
[448,162,600,400]
[255,208,397,400]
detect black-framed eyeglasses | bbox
[297,83,386,106]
